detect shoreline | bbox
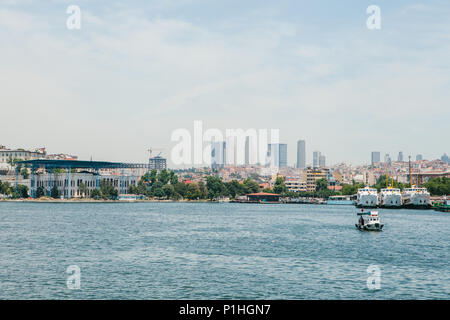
[0,198,211,203]
[0,198,437,209]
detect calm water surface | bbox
[0,202,448,299]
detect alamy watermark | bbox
[66,265,81,290]
[66,5,81,30]
[366,264,381,290]
[366,5,381,30]
[171,121,282,169]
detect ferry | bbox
[355,210,384,231]
[433,197,450,212]
[402,186,431,209]
[356,187,378,208]
[379,187,402,208]
[327,195,354,205]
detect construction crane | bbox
[148,147,164,158]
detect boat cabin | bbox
[403,188,429,194]
[357,211,380,223]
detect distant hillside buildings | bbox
[0,145,77,170]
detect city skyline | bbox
[1,142,447,169]
[1,1,449,167]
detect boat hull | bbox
[403,204,432,210]
[355,223,384,231]
[403,194,431,207]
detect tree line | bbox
[0,181,29,199]
[2,170,448,200]
[128,169,260,200]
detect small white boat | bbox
[355,210,384,231]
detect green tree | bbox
[150,181,164,196]
[11,184,29,198]
[243,178,259,193]
[206,176,226,199]
[149,169,158,185]
[152,187,165,198]
[157,169,170,185]
[51,185,59,198]
[140,172,151,184]
[174,182,187,198]
[7,157,22,167]
[36,186,45,198]
[273,176,287,194]
[162,184,175,199]
[341,183,364,195]
[315,178,328,192]
[100,180,118,199]
[198,181,208,199]
[186,182,202,200]
[91,189,101,199]
[225,180,246,198]
[79,182,88,198]
[0,181,12,196]
[424,177,450,196]
[20,168,29,179]
[169,171,178,185]
[128,184,139,195]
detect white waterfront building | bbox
[33,171,139,198]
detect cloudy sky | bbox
[0,0,449,167]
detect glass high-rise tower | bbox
[371,151,380,165]
[296,140,306,169]
[267,143,287,168]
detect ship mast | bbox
[408,155,413,187]
[386,166,388,188]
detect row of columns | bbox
[18,165,129,199]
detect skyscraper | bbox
[398,151,403,162]
[385,154,391,164]
[211,141,226,170]
[267,143,287,168]
[296,140,306,169]
[279,144,287,168]
[245,136,249,165]
[371,151,380,165]
[416,154,423,161]
[441,153,449,164]
[313,151,321,168]
[319,155,326,167]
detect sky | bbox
[0,0,449,167]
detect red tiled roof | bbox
[246,192,280,196]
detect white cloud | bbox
[0,1,448,166]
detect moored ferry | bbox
[356,187,378,208]
[402,187,431,209]
[327,195,354,205]
[379,187,402,208]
